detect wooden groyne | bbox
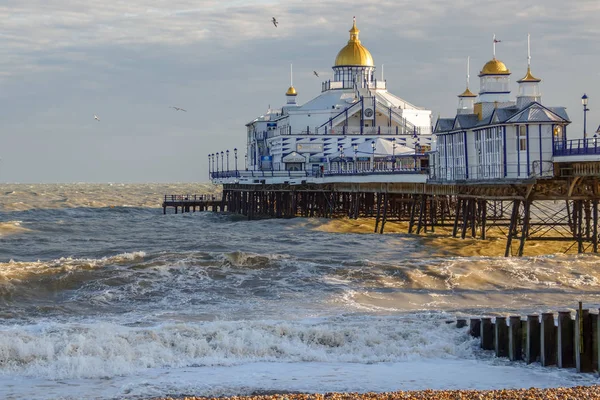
[456,302,598,374]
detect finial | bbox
[493,34,501,58]
[467,56,470,89]
[527,33,531,68]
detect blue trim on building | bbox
[503,126,507,177]
[526,125,530,177]
[517,127,520,177]
[464,131,469,179]
[444,135,448,180]
[539,124,543,176]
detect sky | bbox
[0,0,598,183]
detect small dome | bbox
[286,86,297,96]
[334,18,374,67]
[479,58,510,76]
[517,67,541,83]
[458,87,477,97]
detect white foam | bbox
[0,316,472,380]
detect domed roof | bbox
[517,67,541,83]
[458,87,477,97]
[334,18,374,67]
[286,86,297,96]
[479,58,510,76]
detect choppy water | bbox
[1,183,599,399]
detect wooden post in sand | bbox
[540,312,556,367]
[575,307,593,373]
[480,317,494,350]
[495,317,508,358]
[525,314,540,364]
[456,319,467,329]
[557,311,574,368]
[470,318,481,337]
[508,316,523,361]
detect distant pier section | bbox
[162,194,223,214]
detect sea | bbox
[1,183,600,400]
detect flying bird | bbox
[313,71,319,77]
[170,106,187,112]
[94,114,100,121]
[272,17,278,27]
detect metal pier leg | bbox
[452,198,462,238]
[380,192,388,234]
[505,199,521,257]
[517,200,531,257]
[593,200,598,253]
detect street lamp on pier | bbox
[208,154,211,178]
[353,143,358,173]
[392,138,397,171]
[371,140,376,171]
[221,151,224,173]
[582,94,589,139]
[245,153,248,170]
[214,153,218,173]
[234,148,238,173]
[338,144,344,173]
[226,149,230,172]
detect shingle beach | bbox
[157,386,600,400]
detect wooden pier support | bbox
[495,316,508,358]
[526,314,540,364]
[575,307,593,373]
[480,317,494,350]
[469,318,481,337]
[456,319,467,329]
[540,312,556,367]
[508,316,523,361]
[557,311,575,368]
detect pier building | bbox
[232,17,433,185]
[174,25,600,256]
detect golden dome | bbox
[517,67,541,83]
[286,86,297,96]
[458,87,477,97]
[479,58,510,76]
[334,18,374,67]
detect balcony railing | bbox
[553,138,600,156]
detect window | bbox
[519,126,527,151]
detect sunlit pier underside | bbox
[199,160,600,257]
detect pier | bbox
[162,194,223,214]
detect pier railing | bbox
[554,138,600,156]
[163,194,221,202]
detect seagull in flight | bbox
[94,114,100,121]
[313,70,319,77]
[272,17,278,27]
[170,106,187,112]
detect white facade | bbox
[241,20,432,179]
[430,52,570,182]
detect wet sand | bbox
[314,218,578,258]
[156,386,600,399]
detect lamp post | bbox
[338,144,343,173]
[245,153,248,170]
[221,151,224,173]
[208,154,211,178]
[234,148,238,173]
[214,153,218,173]
[582,94,589,140]
[371,140,376,171]
[226,149,230,173]
[392,138,397,171]
[353,143,358,173]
